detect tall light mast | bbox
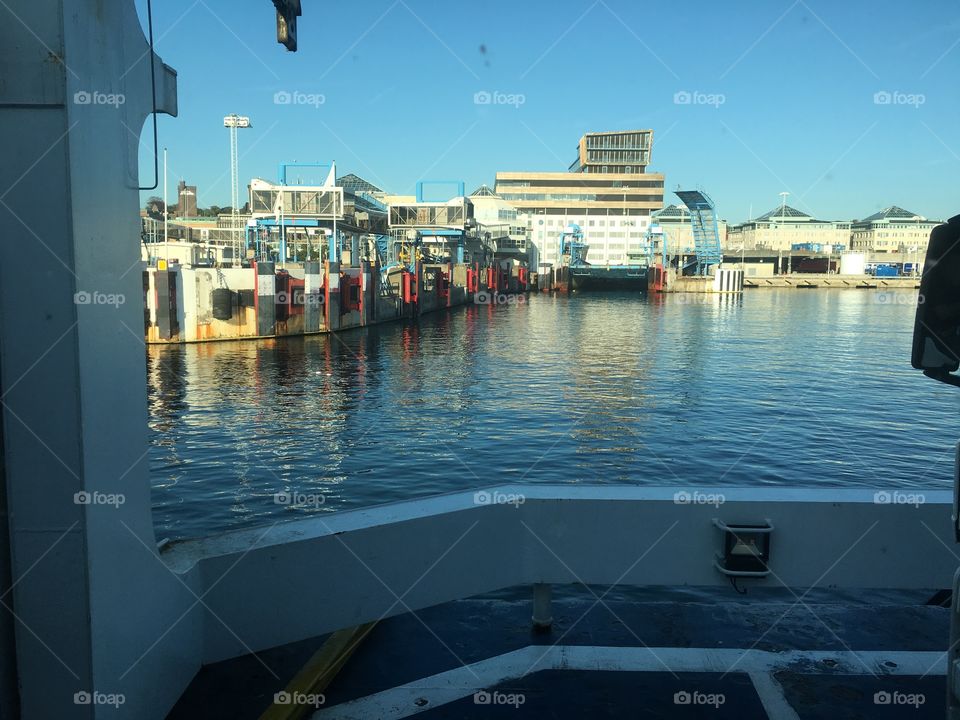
[223,114,251,266]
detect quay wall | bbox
[660,273,921,293]
[144,259,526,344]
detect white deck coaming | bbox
[153,486,957,663]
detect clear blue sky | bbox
[137,0,959,223]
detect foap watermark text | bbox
[474,291,525,305]
[274,90,326,108]
[74,90,125,107]
[473,690,525,708]
[874,690,925,707]
[874,90,925,108]
[674,490,725,508]
[674,690,725,708]
[474,490,525,508]
[874,490,925,508]
[274,491,326,509]
[474,90,525,108]
[74,491,125,508]
[75,291,125,307]
[674,90,725,107]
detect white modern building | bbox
[495,130,665,269]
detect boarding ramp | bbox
[676,189,723,275]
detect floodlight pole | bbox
[224,114,251,267]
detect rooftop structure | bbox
[338,172,385,195]
[568,129,654,174]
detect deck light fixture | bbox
[714,519,773,577]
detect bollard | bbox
[304,260,322,333]
[255,261,276,336]
[532,583,553,633]
[325,261,341,331]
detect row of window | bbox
[533,218,650,227]
[389,206,467,225]
[585,150,650,164]
[853,231,930,238]
[500,193,663,203]
[530,235,647,251]
[524,208,653,217]
[583,166,643,174]
[584,132,651,150]
[496,179,662,189]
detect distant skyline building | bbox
[176,179,198,218]
[849,206,941,255]
[726,203,849,252]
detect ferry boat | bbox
[556,223,648,292]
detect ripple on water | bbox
[148,290,956,539]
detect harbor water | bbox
[148,289,957,541]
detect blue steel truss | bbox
[558,223,589,267]
[415,180,465,202]
[675,189,723,275]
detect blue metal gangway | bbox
[675,189,723,275]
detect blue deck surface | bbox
[166,587,948,719]
[415,671,762,719]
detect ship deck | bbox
[168,586,948,719]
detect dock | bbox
[743,274,920,289]
[661,273,920,293]
[143,176,531,344]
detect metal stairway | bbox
[675,189,723,275]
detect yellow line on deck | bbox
[259,622,377,720]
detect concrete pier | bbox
[662,273,920,293]
[743,274,920,289]
[143,257,528,344]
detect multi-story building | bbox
[495,171,665,268]
[726,204,849,252]
[495,130,663,268]
[568,130,654,174]
[849,206,941,254]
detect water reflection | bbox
[148,290,956,540]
